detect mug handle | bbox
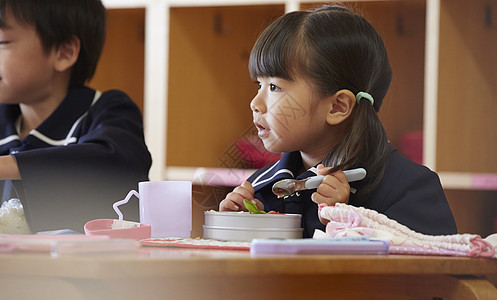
[112,190,140,220]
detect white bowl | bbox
[204,211,301,229]
[203,225,303,241]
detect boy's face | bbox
[0,10,59,105]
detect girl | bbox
[219,5,457,238]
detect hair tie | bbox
[356,92,374,106]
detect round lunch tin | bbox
[204,211,301,229]
[203,211,303,241]
[203,225,303,241]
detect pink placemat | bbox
[140,238,250,251]
[389,246,468,257]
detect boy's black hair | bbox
[0,0,106,87]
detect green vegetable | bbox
[243,199,266,214]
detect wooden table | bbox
[1,246,497,300]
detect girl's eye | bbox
[0,40,10,45]
[269,83,281,92]
[255,81,262,90]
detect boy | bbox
[0,0,152,232]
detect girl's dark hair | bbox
[249,5,392,203]
[0,0,106,87]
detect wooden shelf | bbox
[92,2,497,185]
[89,8,145,113]
[436,0,497,173]
[440,172,497,191]
[167,5,284,168]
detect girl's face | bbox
[250,75,337,159]
[0,11,58,105]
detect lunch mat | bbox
[140,238,250,251]
[139,238,472,256]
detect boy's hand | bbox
[219,181,264,212]
[311,164,350,224]
[0,155,21,180]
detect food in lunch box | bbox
[243,199,283,214]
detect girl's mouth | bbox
[254,121,270,137]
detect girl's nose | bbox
[250,94,266,114]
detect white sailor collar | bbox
[251,151,319,193]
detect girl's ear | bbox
[326,89,356,125]
[54,36,81,72]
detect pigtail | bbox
[322,99,389,203]
[309,5,392,204]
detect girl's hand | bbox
[311,164,350,224]
[219,181,265,212]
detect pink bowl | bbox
[84,219,151,240]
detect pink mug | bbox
[114,181,192,238]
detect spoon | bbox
[272,168,367,198]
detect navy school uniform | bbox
[248,147,457,238]
[0,86,151,232]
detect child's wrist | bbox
[0,155,21,180]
